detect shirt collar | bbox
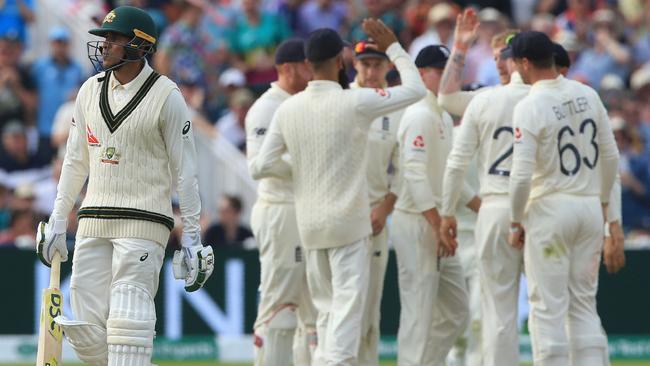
[530,74,564,92]
[109,60,154,92]
[270,82,292,99]
[307,80,342,91]
[509,72,524,85]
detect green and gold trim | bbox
[78,206,174,231]
[100,70,161,133]
[134,29,156,44]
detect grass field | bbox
[4,362,650,366]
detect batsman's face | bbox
[493,47,510,85]
[354,57,391,89]
[101,32,131,68]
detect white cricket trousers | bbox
[446,228,482,366]
[306,237,371,366]
[250,201,317,366]
[392,210,469,366]
[358,227,389,366]
[524,194,610,366]
[70,236,165,366]
[476,195,523,366]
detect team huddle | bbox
[33,4,624,366]
[247,7,624,366]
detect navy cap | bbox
[305,28,348,62]
[354,40,388,60]
[553,43,571,68]
[415,45,450,69]
[275,38,306,65]
[510,31,554,61]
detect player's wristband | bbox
[604,223,611,237]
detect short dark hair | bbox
[223,195,243,213]
[529,56,554,69]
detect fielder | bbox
[553,41,626,275]
[245,39,318,366]
[508,31,619,366]
[350,40,404,366]
[440,34,530,366]
[35,7,214,366]
[250,21,426,366]
[392,44,478,366]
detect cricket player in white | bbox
[349,40,404,366]
[440,38,530,366]
[392,44,478,366]
[507,31,619,366]
[35,6,214,366]
[246,39,318,366]
[250,21,426,366]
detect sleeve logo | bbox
[374,88,390,98]
[413,135,425,148]
[182,121,191,135]
[514,127,522,140]
[254,127,267,137]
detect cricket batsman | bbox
[35,6,214,365]
[246,38,318,366]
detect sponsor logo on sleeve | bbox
[412,135,425,151]
[182,121,191,135]
[71,117,76,127]
[87,125,100,147]
[514,127,523,143]
[254,127,267,137]
[374,88,391,98]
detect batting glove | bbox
[36,219,68,267]
[172,233,215,292]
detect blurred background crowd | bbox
[1,0,650,253]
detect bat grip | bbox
[50,252,61,289]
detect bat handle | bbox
[50,252,61,289]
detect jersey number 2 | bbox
[488,126,513,177]
[557,118,599,176]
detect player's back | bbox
[274,81,374,248]
[464,74,530,196]
[513,76,616,200]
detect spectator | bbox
[0,33,36,129]
[0,208,36,248]
[296,0,348,37]
[0,0,35,44]
[348,0,406,44]
[216,88,255,151]
[0,121,51,188]
[203,195,253,250]
[31,26,84,138]
[409,2,457,58]
[467,7,506,86]
[178,73,218,139]
[569,9,631,88]
[50,89,77,155]
[155,0,212,85]
[228,0,292,90]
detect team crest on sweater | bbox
[100,147,121,165]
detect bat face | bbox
[36,287,63,366]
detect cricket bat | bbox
[36,251,63,366]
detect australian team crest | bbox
[100,147,121,165]
[103,10,116,23]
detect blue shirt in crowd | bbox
[31,57,84,136]
[0,0,33,42]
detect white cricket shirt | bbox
[510,75,619,222]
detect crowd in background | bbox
[1,0,650,252]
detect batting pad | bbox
[107,282,155,366]
[55,315,108,365]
